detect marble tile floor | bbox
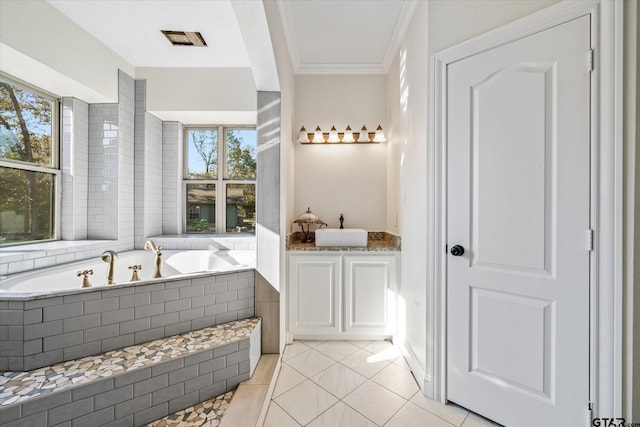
[264,340,502,427]
[147,390,234,427]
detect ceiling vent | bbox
[161,30,207,47]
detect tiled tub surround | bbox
[286,231,400,251]
[0,318,261,427]
[0,269,256,372]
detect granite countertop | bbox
[286,231,400,252]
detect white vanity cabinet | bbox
[288,252,398,339]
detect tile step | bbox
[0,317,261,427]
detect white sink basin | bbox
[315,228,368,247]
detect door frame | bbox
[430,0,624,419]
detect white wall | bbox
[386,0,560,397]
[294,75,387,230]
[135,67,257,125]
[0,1,132,102]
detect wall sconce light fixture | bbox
[298,124,385,144]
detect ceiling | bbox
[48,0,417,75]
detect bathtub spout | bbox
[144,240,163,278]
[101,250,117,285]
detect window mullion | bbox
[218,125,226,233]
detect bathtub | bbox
[0,249,256,295]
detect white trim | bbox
[431,0,623,418]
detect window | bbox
[0,75,59,246]
[184,127,256,233]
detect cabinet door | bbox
[344,255,397,336]
[289,254,342,336]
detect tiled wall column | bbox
[162,122,184,235]
[134,80,163,248]
[117,71,135,248]
[88,103,119,240]
[61,98,89,241]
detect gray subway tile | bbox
[63,314,100,332]
[95,384,133,410]
[0,310,23,326]
[237,307,254,319]
[71,406,114,427]
[84,324,118,342]
[151,359,183,376]
[185,372,213,393]
[165,279,191,289]
[190,294,215,308]
[228,372,250,389]
[134,302,164,319]
[134,374,168,396]
[152,383,183,405]
[213,342,238,358]
[239,359,251,374]
[179,285,204,299]
[72,378,114,400]
[23,308,42,325]
[204,282,227,295]
[119,293,150,308]
[100,287,133,298]
[215,291,238,303]
[134,402,168,426]
[63,292,101,304]
[114,393,151,419]
[164,321,191,337]
[198,381,227,402]
[3,411,46,427]
[164,298,190,313]
[120,318,150,334]
[114,367,151,387]
[24,296,63,309]
[168,365,198,385]
[215,273,237,282]
[84,297,118,314]
[150,312,178,328]
[178,307,203,322]
[0,403,21,423]
[213,365,238,383]
[64,340,101,361]
[199,356,226,374]
[168,391,199,414]
[24,320,62,340]
[204,303,227,318]
[237,287,255,299]
[185,349,212,366]
[0,341,22,356]
[43,331,83,351]
[48,397,93,425]
[216,311,238,324]
[134,327,165,343]
[191,315,217,330]
[150,289,178,303]
[228,298,253,312]
[134,283,164,293]
[22,390,71,416]
[43,302,82,321]
[23,349,62,370]
[101,308,134,325]
[102,415,132,427]
[101,333,134,352]
[227,278,250,290]
[7,356,23,371]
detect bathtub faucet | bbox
[101,250,117,285]
[144,240,163,278]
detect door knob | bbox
[450,245,465,256]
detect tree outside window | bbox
[0,77,57,246]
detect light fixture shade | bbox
[313,126,324,143]
[357,125,370,142]
[373,125,386,142]
[298,126,310,143]
[342,125,355,143]
[328,126,340,142]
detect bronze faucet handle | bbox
[77,270,93,288]
[128,265,142,282]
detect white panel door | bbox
[447,16,591,426]
[289,254,341,336]
[344,255,397,336]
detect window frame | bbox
[0,73,61,246]
[182,125,256,234]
